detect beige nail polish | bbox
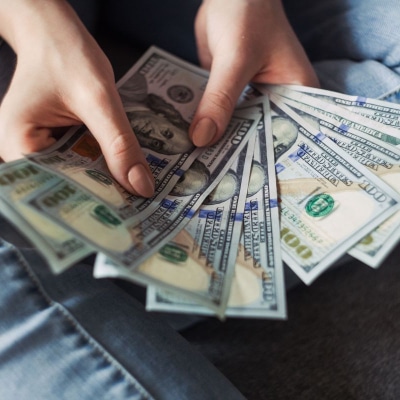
[128,163,155,198]
[192,118,217,147]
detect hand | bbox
[190,0,319,147]
[0,0,154,197]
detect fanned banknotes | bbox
[266,85,400,147]
[23,107,259,279]
[265,97,400,284]
[266,86,400,267]
[0,160,92,272]
[146,100,287,318]
[96,134,255,318]
[272,84,400,130]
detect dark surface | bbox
[182,248,400,400]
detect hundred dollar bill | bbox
[98,134,256,318]
[272,84,400,130]
[146,100,287,318]
[0,160,92,272]
[266,97,400,284]
[265,85,400,146]
[271,93,400,267]
[26,46,227,221]
[23,108,259,278]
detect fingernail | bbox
[192,118,217,147]
[128,163,155,197]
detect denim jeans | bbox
[1,0,400,398]
[0,223,245,400]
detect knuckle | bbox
[107,131,136,158]
[205,90,235,115]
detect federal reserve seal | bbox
[167,85,194,103]
[159,243,188,263]
[91,205,122,227]
[305,193,335,217]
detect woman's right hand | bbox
[0,0,155,197]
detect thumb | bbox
[189,55,252,148]
[79,88,155,198]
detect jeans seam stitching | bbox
[3,241,154,400]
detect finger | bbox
[77,86,155,197]
[0,99,57,161]
[0,123,56,161]
[194,3,212,70]
[189,53,253,147]
[0,72,79,161]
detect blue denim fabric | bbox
[0,218,245,399]
[284,0,400,100]
[1,0,400,398]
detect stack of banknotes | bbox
[2,47,400,320]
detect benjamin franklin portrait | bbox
[271,116,298,161]
[170,160,210,197]
[121,72,195,155]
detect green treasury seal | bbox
[305,193,335,217]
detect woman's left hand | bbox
[190,0,319,147]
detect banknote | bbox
[0,160,92,272]
[265,85,400,146]
[97,133,255,318]
[27,46,229,221]
[146,100,287,318]
[270,92,400,267]
[266,96,400,284]
[271,84,400,130]
[23,107,259,278]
